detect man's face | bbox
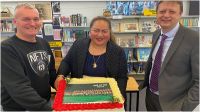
[156,2,182,32]
[13,7,42,38]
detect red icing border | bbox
[52,79,123,111]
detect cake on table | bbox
[52,76,124,111]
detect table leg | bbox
[136,91,139,111]
[129,92,132,111]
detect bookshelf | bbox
[107,15,156,80]
[108,15,199,80]
[180,16,199,31]
[1,17,15,40]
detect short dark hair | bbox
[90,16,111,30]
[90,16,116,43]
[156,1,183,14]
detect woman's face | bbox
[89,20,110,47]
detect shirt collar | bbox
[161,23,180,38]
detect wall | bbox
[60,1,106,24]
[1,1,190,23]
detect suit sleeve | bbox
[181,33,199,111]
[1,45,52,110]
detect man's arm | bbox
[181,31,199,111]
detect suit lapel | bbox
[160,26,185,74]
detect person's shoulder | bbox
[73,38,90,46]
[109,41,124,51]
[36,37,48,43]
[181,26,199,36]
[1,35,16,46]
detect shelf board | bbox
[128,60,147,63]
[107,15,156,19]
[1,31,15,33]
[113,31,154,34]
[1,17,14,20]
[185,26,199,28]
[107,15,198,19]
[61,25,89,28]
[181,15,199,18]
[122,46,152,48]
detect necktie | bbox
[150,34,168,92]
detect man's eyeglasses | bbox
[91,28,109,34]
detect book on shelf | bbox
[53,15,61,26]
[111,21,120,32]
[139,18,158,32]
[60,16,71,26]
[61,14,87,27]
[135,34,152,47]
[133,62,145,74]
[121,22,139,32]
[127,63,133,74]
[53,29,62,40]
[1,20,14,32]
[62,29,75,42]
[117,34,152,48]
[52,49,62,58]
[128,63,145,74]
[106,1,117,15]
[179,18,199,27]
[106,1,158,16]
[62,29,89,42]
[137,48,151,62]
[116,37,132,47]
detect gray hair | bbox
[14,3,38,17]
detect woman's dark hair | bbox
[90,16,116,43]
[156,1,183,14]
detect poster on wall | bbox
[44,23,53,36]
[53,15,61,26]
[34,2,52,22]
[52,1,61,14]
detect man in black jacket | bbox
[1,3,61,111]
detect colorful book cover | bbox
[53,29,62,40]
[111,21,120,32]
[106,1,158,16]
[139,19,158,32]
[137,48,151,61]
[53,15,61,26]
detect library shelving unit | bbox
[107,15,199,80]
[1,17,15,41]
[180,15,199,31]
[60,25,90,57]
[106,15,156,80]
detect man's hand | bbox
[54,75,65,90]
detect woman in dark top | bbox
[56,16,128,101]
